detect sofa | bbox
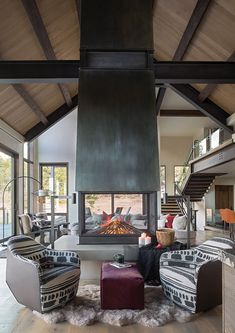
[158,214,196,242]
[159,237,235,313]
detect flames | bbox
[92,217,140,235]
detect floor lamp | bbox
[1,176,47,246]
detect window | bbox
[40,163,68,218]
[23,142,34,214]
[174,165,190,188]
[160,166,166,198]
[0,148,16,241]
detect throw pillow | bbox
[173,215,187,230]
[165,214,175,228]
[158,219,166,228]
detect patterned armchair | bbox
[6,235,80,313]
[160,237,235,313]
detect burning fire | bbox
[93,216,140,235]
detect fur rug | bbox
[34,285,196,327]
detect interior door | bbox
[215,185,234,210]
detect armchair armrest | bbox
[160,249,198,268]
[6,250,42,312]
[44,249,80,268]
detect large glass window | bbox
[174,165,190,188]
[0,149,16,241]
[40,163,68,218]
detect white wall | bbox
[37,108,78,223]
[160,136,193,194]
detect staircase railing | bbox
[174,182,197,230]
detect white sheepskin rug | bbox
[34,285,196,327]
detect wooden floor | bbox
[0,230,224,333]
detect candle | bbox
[145,236,151,245]
[138,236,145,247]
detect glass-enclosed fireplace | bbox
[78,192,157,244]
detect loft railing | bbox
[189,128,231,163]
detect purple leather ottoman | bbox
[100,263,144,310]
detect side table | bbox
[138,241,186,285]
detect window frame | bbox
[39,162,69,219]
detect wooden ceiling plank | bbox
[169,83,233,134]
[12,84,48,125]
[24,94,78,141]
[155,0,211,114]
[21,0,72,107]
[198,51,235,102]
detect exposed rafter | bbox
[12,84,48,125]
[75,0,80,25]
[160,109,206,117]
[173,0,212,61]
[169,84,233,133]
[155,0,211,114]
[198,51,235,102]
[155,87,166,115]
[21,0,72,107]
[24,94,78,141]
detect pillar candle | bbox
[145,236,151,245]
[138,237,145,247]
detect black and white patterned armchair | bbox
[160,237,235,313]
[6,235,80,313]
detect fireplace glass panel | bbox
[84,193,148,232]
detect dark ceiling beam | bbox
[12,84,48,125]
[75,0,80,24]
[169,84,233,133]
[156,87,166,115]
[198,51,235,102]
[1,60,235,84]
[155,0,211,114]
[24,94,78,141]
[0,60,79,83]
[21,0,72,107]
[160,109,206,117]
[173,0,211,61]
[154,62,235,84]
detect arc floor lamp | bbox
[1,175,48,245]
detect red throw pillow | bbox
[165,214,175,228]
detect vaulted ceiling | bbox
[0,0,234,140]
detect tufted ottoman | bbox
[100,262,144,310]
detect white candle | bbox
[138,237,145,247]
[145,236,151,245]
